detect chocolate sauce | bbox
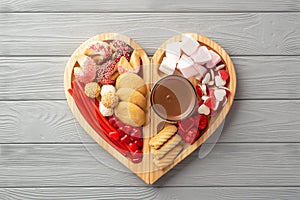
[151,75,197,121]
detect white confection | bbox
[191,46,212,64]
[177,54,199,78]
[101,85,116,96]
[215,75,226,87]
[99,102,113,117]
[198,104,210,115]
[165,42,182,63]
[202,73,211,85]
[159,57,176,75]
[181,35,200,56]
[215,64,225,71]
[212,100,220,111]
[206,50,221,68]
[202,95,209,101]
[214,89,226,101]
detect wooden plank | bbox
[0,13,299,56]
[1,56,299,100]
[0,100,299,144]
[0,0,299,12]
[0,143,299,186]
[1,187,300,200]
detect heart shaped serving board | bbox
[64,33,236,184]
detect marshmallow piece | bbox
[159,57,176,75]
[181,35,200,56]
[215,75,226,87]
[191,46,212,64]
[194,64,207,77]
[198,104,210,115]
[214,89,226,101]
[166,42,182,63]
[177,54,199,78]
[206,50,221,68]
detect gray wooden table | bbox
[1,0,300,199]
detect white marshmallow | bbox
[181,35,200,56]
[165,42,182,63]
[177,54,199,78]
[194,64,207,77]
[159,57,176,75]
[191,46,212,64]
[206,50,221,68]
[198,104,210,115]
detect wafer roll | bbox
[152,134,182,159]
[149,125,177,150]
[153,145,183,169]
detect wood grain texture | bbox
[1,0,299,12]
[0,100,299,144]
[0,143,299,187]
[0,13,299,56]
[1,187,300,200]
[1,56,299,100]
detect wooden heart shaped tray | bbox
[64,33,236,184]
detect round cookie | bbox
[115,72,147,96]
[116,88,147,110]
[114,101,146,127]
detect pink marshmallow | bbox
[206,50,221,68]
[159,57,176,75]
[177,54,199,78]
[191,46,212,64]
[181,35,200,56]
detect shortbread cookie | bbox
[152,134,182,159]
[149,124,177,150]
[116,88,147,110]
[153,145,183,169]
[114,101,146,127]
[115,72,147,96]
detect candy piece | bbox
[84,41,112,64]
[210,69,215,81]
[215,64,225,71]
[215,75,226,87]
[198,104,210,115]
[159,57,176,75]
[206,50,221,68]
[84,82,100,98]
[200,84,207,96]
[219,86,231,96]
[191,46,212,64]
[181,35,200,56]
[112,40,133,62]
[202,73,211,84]
[214,89,226,101]
[219,69,230,81]
[165,42,182,63]
[222,97,228,107]
[101,85,116,96]
[74,56,97,83]
[208,81,214,86]
[101,91,119,108]
[116,56,134,74]
[177,54,199,78]
[212,100,220,111]
[96,60,117,85]
[204,96,216,109]
[198,114,208,130]
[99,102,113,116]
[202,95,209,101]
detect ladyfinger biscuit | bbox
[153,145,183,169]
[152,134,182,159]
[149,125,177,150]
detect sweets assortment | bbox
[67,34,232,171]
[68,39,145,163]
